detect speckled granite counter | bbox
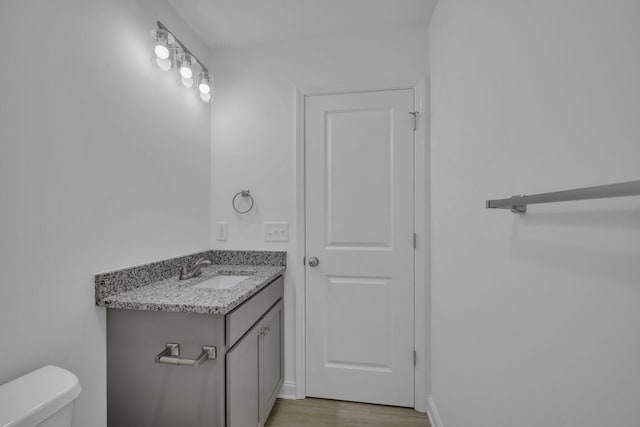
[95,250,286,315]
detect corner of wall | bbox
[427,396,444,427]
[277,381,298,400]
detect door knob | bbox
[308,257,319,267]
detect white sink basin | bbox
[193,275,251,290]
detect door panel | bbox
[305,89,415,407]
[325,276,392,371]
[326,108,392,248]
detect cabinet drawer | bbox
[226,276,283,347]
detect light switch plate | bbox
[215,222,228,241]
[264,222,289,242]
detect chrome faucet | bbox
[179,258,212,280]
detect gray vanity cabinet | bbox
[226,326,260,427]
[106,275,284,427]
[107,309,226,427]
[226,299,284,427]
[260,301,283,419]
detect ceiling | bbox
[167,0,437,49]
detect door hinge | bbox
[413,233,417,249]
[409,111,419,131]
[413,350,417,366]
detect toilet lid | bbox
[0,366,81,427]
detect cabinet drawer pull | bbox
[155,343,216,367]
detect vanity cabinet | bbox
[260,301,284,420]
[106,275,283,427]
[226,299,284,427]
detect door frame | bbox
[294,80,430,412]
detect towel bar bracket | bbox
[485,196,526,213]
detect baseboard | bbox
[427,396,444,427]
[277,381,297,400]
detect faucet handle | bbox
[179,265,188,280]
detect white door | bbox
[305,89,415,407]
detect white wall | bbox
[208,26,429,395]
[429,1,640,426]
[0,1,210,426]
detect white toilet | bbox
[0,365,81,427]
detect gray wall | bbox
[0,1,211,426]
[429,1,640,426]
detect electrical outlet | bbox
[215,222,228,241]
[264,222,289,242]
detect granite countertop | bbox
[97,264,284,315]
[95,250,286,315]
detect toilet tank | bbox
[0,365,81,427]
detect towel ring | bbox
[232,189,254,214]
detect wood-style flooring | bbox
[265,398,431,427]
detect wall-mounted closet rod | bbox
[486,180,640,213]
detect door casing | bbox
[293,80,430,412]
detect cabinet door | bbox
[107,310,223,427]
[260,300,284,421]
[226,326,261,427]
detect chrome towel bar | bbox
[155,343,216,367]
[486,180,640,213]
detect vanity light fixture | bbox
[198,72,211,94]
[179,53,194,79]
[156,57,172,71]
[150,21,212,103]
[181,77,194,88]
[153,29,172,59]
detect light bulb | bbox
[154,42,169,59]
[179,54,193,79]
[156,57,172,71]
[151,29,172,59]
[181,77,194,88]
[198,72,211,94]
[199,81,210,94]
[180,65,192,79]
[200,92,211,103]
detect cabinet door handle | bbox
[260,326,272,336]
[155,343,216,367]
